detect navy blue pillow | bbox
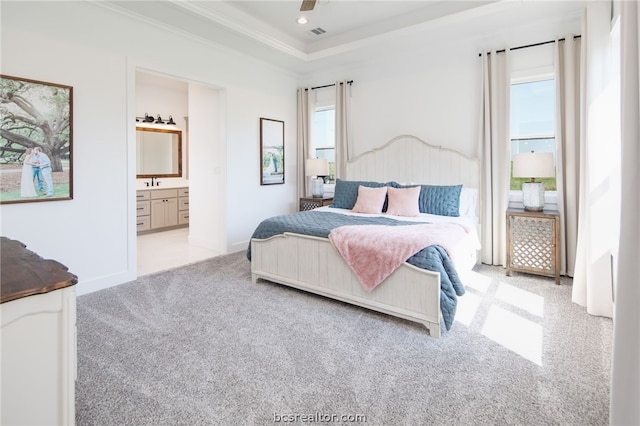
[331,179,387,210]
[418,184,462,217]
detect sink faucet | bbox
[150,176,156,187]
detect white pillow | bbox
[459,188,478,218]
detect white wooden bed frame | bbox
[251,135,479,337]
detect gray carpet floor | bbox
[76,252,612,425]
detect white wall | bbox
[1,28,132,290]
[305,44,481,160]
[224,82,299,252]
[135,72,189,132]
[187,83,225,253]
[0,1,299,294]
[135,71,189,184]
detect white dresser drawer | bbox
[136,190,150,201]
[178,187,189,197]
[136,215,150,232]
[150,188,178,200]
[136,201,150,216]
[178,197,189,211]
[178,210,189,225]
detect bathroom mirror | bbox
[136,127,182,178]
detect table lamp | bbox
[513,151,555,211]
[305,158,328,198]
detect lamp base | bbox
[522,182,545,211]
[311,177,324,198]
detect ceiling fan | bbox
[300,0,316,11]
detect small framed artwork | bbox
[0,75,73,204]
[260,117,284,185]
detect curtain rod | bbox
[478,35,581,57]
[305,80,354,91]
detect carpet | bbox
[76,252,612,425]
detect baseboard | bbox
[75,270,136,296]
[229,240,249,254]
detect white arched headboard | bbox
[345,135,479,189]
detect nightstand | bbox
[506,208,560,284]
[299,196,333,211]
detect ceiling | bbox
[205,1,497,54]
[100,1,587,73]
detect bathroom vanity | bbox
[136,186,189,234]
[135,125,189,235]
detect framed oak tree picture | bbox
[0,75,73,204]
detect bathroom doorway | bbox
[135,70,225,276]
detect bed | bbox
[248,135,480,337]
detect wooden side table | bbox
[299,196,333,211]
[506,208,560,284]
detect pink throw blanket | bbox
[328,223,469,292]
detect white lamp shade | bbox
[513,152,555,179]
[305,158,329,177]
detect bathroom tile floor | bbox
[137,228,220,276]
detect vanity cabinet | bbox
[137,187,188,234]
[178,187,190,225]
[151,189,179,229]
[136,190,151,232]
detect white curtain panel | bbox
[554,35,581,277]
[335,80,352,179]
[572,2,615,318]
[479,50,510,266]
[296,88,313,198]
[610,1,640,424]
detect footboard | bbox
[250,233,442,337]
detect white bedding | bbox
[315,205,481,271]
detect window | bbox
[510,78,557,191]
[313,106,335,183]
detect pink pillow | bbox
[386,186,420,217]
[352,185,388,214]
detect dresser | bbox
[1,237,78,425]
[506,208,560,284]
[137,186,189,234]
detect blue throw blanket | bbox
[246,210,465,330]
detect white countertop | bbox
[136,178,189,190]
